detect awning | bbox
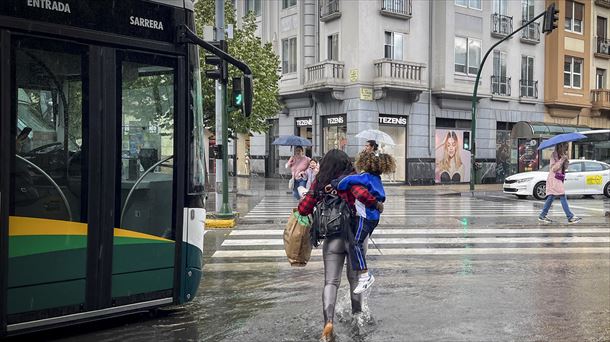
[511,121,591,139]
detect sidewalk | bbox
[207,175,503,198]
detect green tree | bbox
[194,1,281,135]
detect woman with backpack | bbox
[297,149,383,342]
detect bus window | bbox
[12,40,86,222]
[118,59,175,239]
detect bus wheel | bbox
[533,182,547,200]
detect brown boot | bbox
[321,322,334,342]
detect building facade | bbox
[544,0,610,129]
[233,0,548,184]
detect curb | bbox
[205,219,236,229]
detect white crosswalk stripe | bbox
[212,196,610,263]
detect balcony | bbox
[519,80,538,99]
[520,21,540,44]
[595,0,610,9]
[320,0,340,22]
[373,59,427,93]
[595,37,610,59]
[491,13,513,38]
[591,89,610,113]
[380,0,412,19]
[304,61,345,91]
[491,76,511,96]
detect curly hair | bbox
[355,152,396,175]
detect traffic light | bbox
[231,76,253,117]
[204,41,226,81]
[232,77,243,107]
[542,3,559,34]
[463,131,471,151]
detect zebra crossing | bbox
[210,196,610,265]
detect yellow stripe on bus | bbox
[9,216,87,236]
[9,216,172,242]
[113,228,173,242]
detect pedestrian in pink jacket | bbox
[538,142,581,224]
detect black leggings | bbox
[322,235,367,323]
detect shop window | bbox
[322,115,347,154]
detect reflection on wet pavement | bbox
[40,193,610,342]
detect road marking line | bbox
[221,236,610,246]
[211,247,610,258]
[229,228,610,236]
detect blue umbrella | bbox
[272,135,312,146]
[537,132,587,150]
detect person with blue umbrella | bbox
[538,141,581,224]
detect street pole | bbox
[214,0,233,217]
[469,11,546,191]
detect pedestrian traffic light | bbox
[231,76,253,117]
[204,41,226,81]
[463,131,471,151]
[232,77,243,107]
[542,3,559,34]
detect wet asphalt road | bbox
[23,192,610,341]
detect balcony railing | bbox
[596,37,610,56]
[304,61,345,90]
[320,0,340,21]
[519,79,538,98]
[380,0,412,19]
[520,21,540,44]
[491,13,513,37]
[374,59,426,90]
[491,76,511,96]
[595,0,610,9]
[591,89,610,111]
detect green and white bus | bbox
[1,0,209,335]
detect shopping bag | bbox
[283,209,312,267]
[288,177,294,190]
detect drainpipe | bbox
[428,0,434,157]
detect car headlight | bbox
[516,177,533,183]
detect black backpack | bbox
[310,191,354,247]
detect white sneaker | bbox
[353,274,375,294]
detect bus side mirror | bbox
[463,132,471,151]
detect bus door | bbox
[2,35,182,329]
[112,51,180,306]
[4,36,91,324]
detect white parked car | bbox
[503,160,610,200]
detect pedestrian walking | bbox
[286,146,310,200]
[363,140,378,153]
[297,159,319,198]
[297,149,382,342]
[335,151,396,294]
[538,142,581,224]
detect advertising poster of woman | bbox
[435,129,471,183]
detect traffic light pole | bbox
[215,0,233,218]
[469,10,546,191]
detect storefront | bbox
[321,114,347,154]
[294,117,313,157]
[510,121,590,174]
[378,114,407,182]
